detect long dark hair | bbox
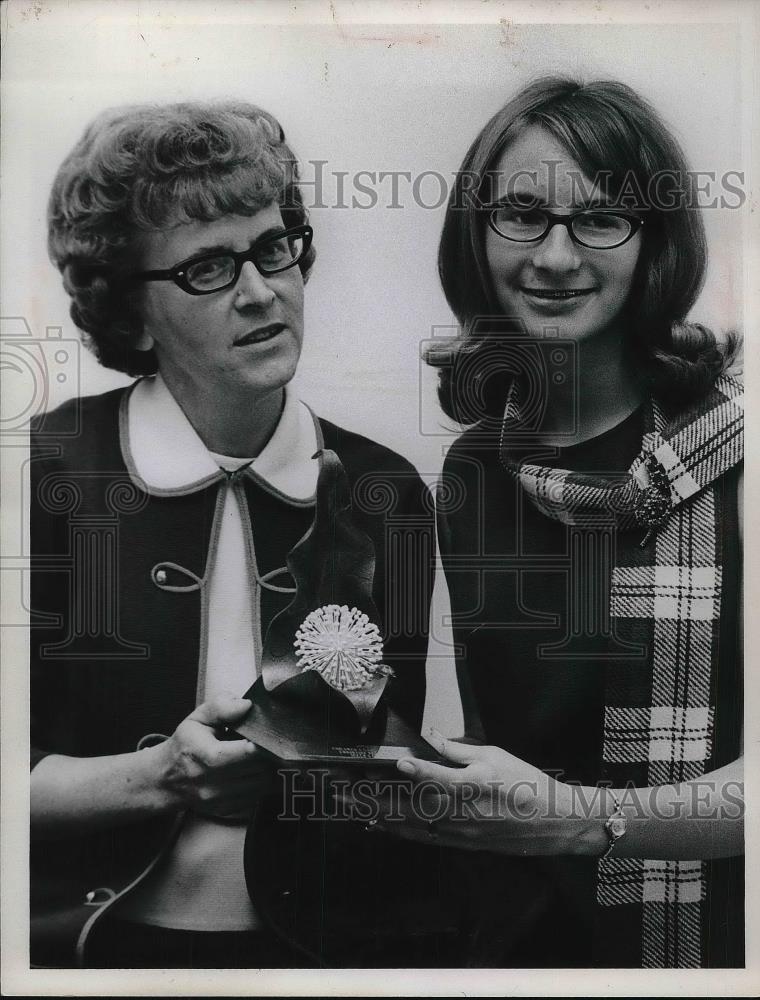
[427,77,737,422]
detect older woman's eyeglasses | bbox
[487,204,643,250]
[133,225,313,295]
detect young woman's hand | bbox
[336,733,743,861]
[344,734,596,856]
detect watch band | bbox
[601,789,627,859]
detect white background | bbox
[1,1,757,996]
[1,3,747,475]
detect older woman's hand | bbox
[31,694,276,837]
[155,695,276,819]
[340,733,602,857]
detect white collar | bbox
[122,374,319,501]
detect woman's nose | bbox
[234,260,276,308]
[531,222,582,272]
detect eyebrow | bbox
[186,226,288,258]
[494,189,612,210]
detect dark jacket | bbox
[30,383,453,967]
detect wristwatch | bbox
[602,789,627,859]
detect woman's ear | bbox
[134,329,155,352]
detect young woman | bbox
[381,78,743,968]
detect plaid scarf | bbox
[500,373,743,967]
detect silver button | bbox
[84,887,115,905]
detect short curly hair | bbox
[47,100,315,376]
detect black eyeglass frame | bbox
[132,224,313,296]
[486,205,644,250]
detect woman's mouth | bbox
[233,323,285,347]
[519,287,596,313]
[521,288,595,300]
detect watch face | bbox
[609,816,627,838]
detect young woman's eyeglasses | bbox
[487,205,644,250]
[132,225,313,295]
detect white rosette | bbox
[294,604,392,692]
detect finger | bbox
[331,783,447,824]
[328,787,394,823]
[325,765,356,786]
[365,815,471,849]
[188,696,253,729]
[329,788,368,820]
[396,755,474,786]
[361,763,402,782]
[191,726,259,769]
[197,770,275,809]
[215,771,275,797]
[423,727,481,766]
[219,753,274,780]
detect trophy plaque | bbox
[234,448,444,766]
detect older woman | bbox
[371,78,743,969]
[30,101,438,968]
